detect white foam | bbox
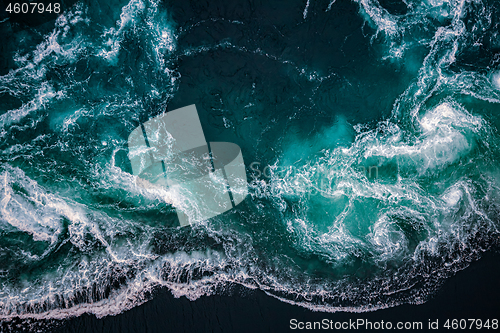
[0,167,68,243]
[303,0,310,19]
[369,214,407,261]
[441,186,462,206]
[419,102,481,133]
[356,0,400,37]
[0,83,63,132]
[363,102,482,173]
[491,71,500,90]
[97,0,176,67]
[1,0,499,322]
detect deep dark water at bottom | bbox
[6,251,499,333]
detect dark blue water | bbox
[1,0,500,330]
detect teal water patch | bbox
[0,0,499,322]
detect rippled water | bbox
[0,0,499,323]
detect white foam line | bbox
[303,0,311,19]
[326,0,336,12]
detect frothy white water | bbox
[98,0,176,69]
[0,0,500,324]
[364,102,482,173]
[491,70,500,90]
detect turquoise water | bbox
[0,0,500,321]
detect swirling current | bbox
[0,0,500,322]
